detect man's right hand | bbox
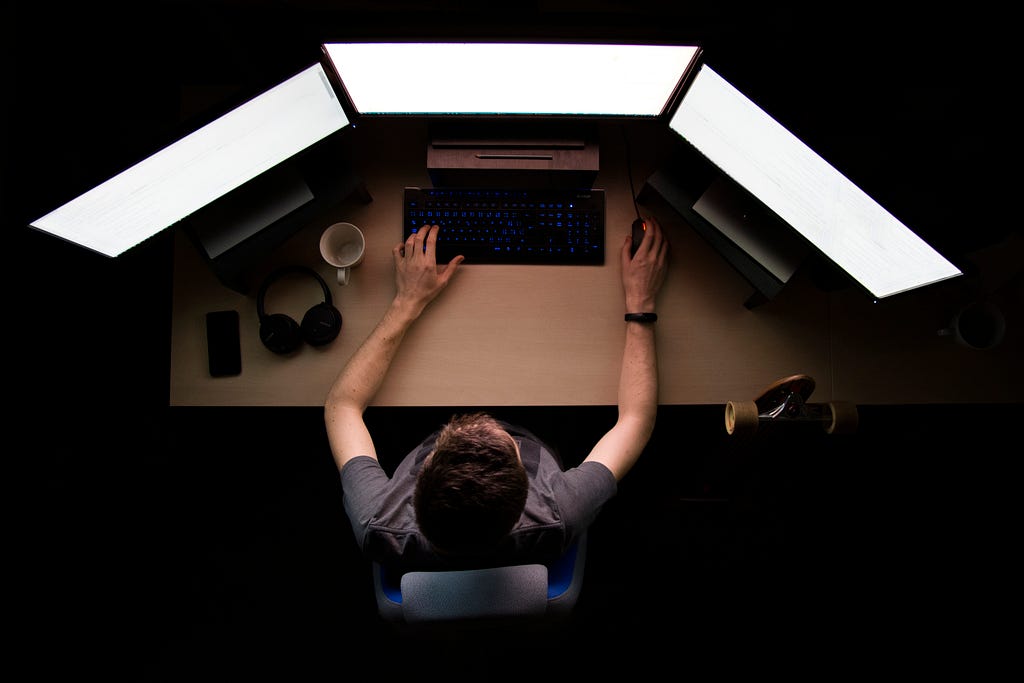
[620,216,669,313]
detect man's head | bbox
[414,413,528,554]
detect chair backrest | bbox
[373,532,587,624]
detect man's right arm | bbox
[582,217,669,481]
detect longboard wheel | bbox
[825,401,859,434]
[725,400,759,436]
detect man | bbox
[324,218,669,570]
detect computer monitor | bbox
[29,62,351,259]
[667,63,962,300]
[320,41,702,119]
[321,41,701,188]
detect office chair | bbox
[373,532,587,626]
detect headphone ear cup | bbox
[260,313,303,354]
[301,303,343,346]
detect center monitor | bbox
[321,41,701,188]
[320,41,702,119]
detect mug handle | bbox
[337,267,350,285]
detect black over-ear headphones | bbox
[256,266,342,354]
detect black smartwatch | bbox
[624,312,658,323]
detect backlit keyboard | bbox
[403,186,605,265]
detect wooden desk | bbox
[169,119,1023,407]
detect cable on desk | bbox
[620,124,642,222]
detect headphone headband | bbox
[256,265,332,319]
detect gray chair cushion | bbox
[399,564,549,622]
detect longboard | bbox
[725,374,858,437]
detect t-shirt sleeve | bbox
[339,456,390,549]
[553,460,618,537]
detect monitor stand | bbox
[426,121,599,189]
[182,137,372,294]
[638,158,808,309]
[188,164,313,261]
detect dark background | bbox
[8,2,1018,678]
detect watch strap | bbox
[624,312,658,323]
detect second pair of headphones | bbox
[256,266,342,354]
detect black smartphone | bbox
[206,310,242,377]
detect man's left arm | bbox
[324,225,463,472]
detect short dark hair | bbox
[414,413,528,554]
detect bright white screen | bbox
[31,63,349,257]
[323,42,699,116]
[670,64,961,299]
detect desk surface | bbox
[169,119,1023,407]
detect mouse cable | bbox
[620,124,642,221]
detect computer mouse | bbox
[631,218,646,257]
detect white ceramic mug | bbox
[937,301,1006,351]
[319,222,365,285]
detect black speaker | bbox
[256,266,342,354]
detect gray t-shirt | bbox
[340,423,617,570]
